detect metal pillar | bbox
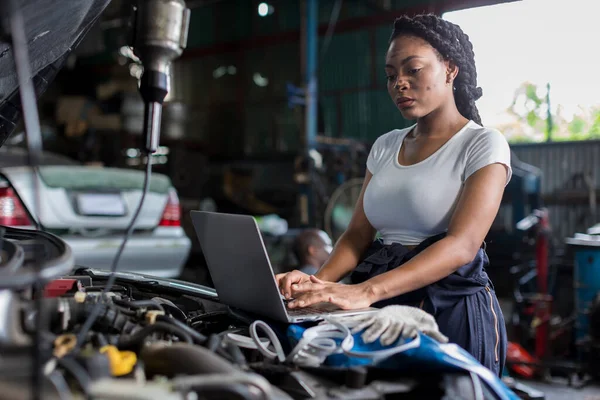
[298,0,318,227]
[305,0,318,150]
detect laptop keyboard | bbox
[284,301,340,315]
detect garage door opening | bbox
[444,0,600,143]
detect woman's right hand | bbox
[275,270,311,299]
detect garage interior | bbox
[1,0,600,399]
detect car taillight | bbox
[0,186,33,227]
[159,188,181,227]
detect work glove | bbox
[330,305,449,346]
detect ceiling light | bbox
[258,3,274,17]
[253,73,269,87]
[258,3,269,17]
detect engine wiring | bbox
[74,157,153,351]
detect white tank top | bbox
[363,120,512,246]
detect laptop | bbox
[190,211,376,323]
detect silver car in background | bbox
[0,146,191,278]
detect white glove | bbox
[331,305,449,346]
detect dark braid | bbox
[390,14,483,125]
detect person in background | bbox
[292,229,333,275]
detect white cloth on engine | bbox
[329,305,449,346]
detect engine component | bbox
[156,314,207,344]
[0,227,74,290]
[70,301,139,335]
[43,279,84,298]
[0,290,29,346]
[72,352,111,381]
[172,373,282,400]
[118,322,193,349]
[140,342,237,377]
[89,378,183,400]
[52,334,77,358]
[99,345,137,377]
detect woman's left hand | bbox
[288,275,375,310]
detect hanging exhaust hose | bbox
[140,343,238,377]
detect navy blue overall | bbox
[350,233,507,377]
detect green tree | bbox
[589,108,600,139]
[568,115,586,135]
[508,82,555,141]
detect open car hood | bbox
[0,0,111,148]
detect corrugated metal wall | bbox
[319,25,413,142]
[512,141,600,242]
[167,0,434,155]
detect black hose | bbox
[223,342,248,366]
[156,315,207,344]
[152,298,187,321]
[189,310,229,326]
[113,299,165,313]
[207,334,222,352]
[118,322,193,349]
[96,333,108,348]
[56,357,91,394]
[140,343,237,377]
[71,302,138,336]
[47,371,73,400]
[112,305,138,317]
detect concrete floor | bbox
[520,378,600,400]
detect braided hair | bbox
[390,14,483,125]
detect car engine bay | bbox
[0,227,509,400]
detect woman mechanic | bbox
[276,14,511,376]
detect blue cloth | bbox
[350,233,507,377]
[286,326,519,400]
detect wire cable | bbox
[117,321,193,348]
[5,1,47,399]
[156,315,208,344]
[249,320,286,363]
[74,157,153,350]
[113,298,165,313]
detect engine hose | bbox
[207,334,222,352]
[113,299,165,313]
[189,310,229,326]
[118,322,193,349]
[95,333,108,348]
[55,356,91,394]
[155,315,207,344]
[140,342,237,377]
[223,342,248,366]
[71,301,138,336]
[172,373,274,400]
[205,335,243,365]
